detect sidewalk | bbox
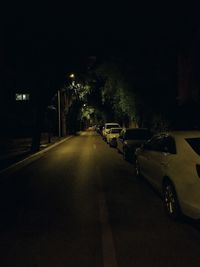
[0,134,68,172]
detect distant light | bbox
[15,93,30,101]
[69,73,75,78]
[83,104,86,107]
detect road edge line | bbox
[0,136,73,176]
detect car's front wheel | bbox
[163,180,181,220]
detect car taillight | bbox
[196,164,200,178]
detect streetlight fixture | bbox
[69,73,75,78]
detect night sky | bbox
[2,3,199,90]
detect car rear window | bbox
[185,138,200,156]
[106,124,120,129]
[111,128,122,133]
[125,129,152,140]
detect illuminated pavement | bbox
[0,131,200,266]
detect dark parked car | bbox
[117,128,152,161]
[96,124,104,135]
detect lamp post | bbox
[57,89,61,138]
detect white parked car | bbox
[135,131,200,220]
[102,122,121,140]
[106,128,122,147]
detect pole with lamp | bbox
[57,89,61,138]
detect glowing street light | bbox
[69,73,75,78]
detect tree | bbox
[95,60,138,126]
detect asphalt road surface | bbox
[0,130,200,267]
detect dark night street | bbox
[0,130,199,266]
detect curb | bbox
[0,135,73,178]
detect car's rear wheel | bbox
[163,180,181,220]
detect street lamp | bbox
[57,89,61,137]
[69,73,75,78]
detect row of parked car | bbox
[97,122,200,221]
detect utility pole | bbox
[58,89,61,137]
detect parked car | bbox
[106,128,123,147]
[96,124,104,135]
[135,131,200,220]
[102,122,121,140]
[117,128,152,161]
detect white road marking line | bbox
[99,191,118,267]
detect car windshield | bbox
[106,124,120,129]
[185,138,200,156]
[111,128,122,133]
[125,129,152,140]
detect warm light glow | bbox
[69,73,75,78]
[15,93,30,101]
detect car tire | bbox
[163,180,182,220]
[112,140,117,148]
